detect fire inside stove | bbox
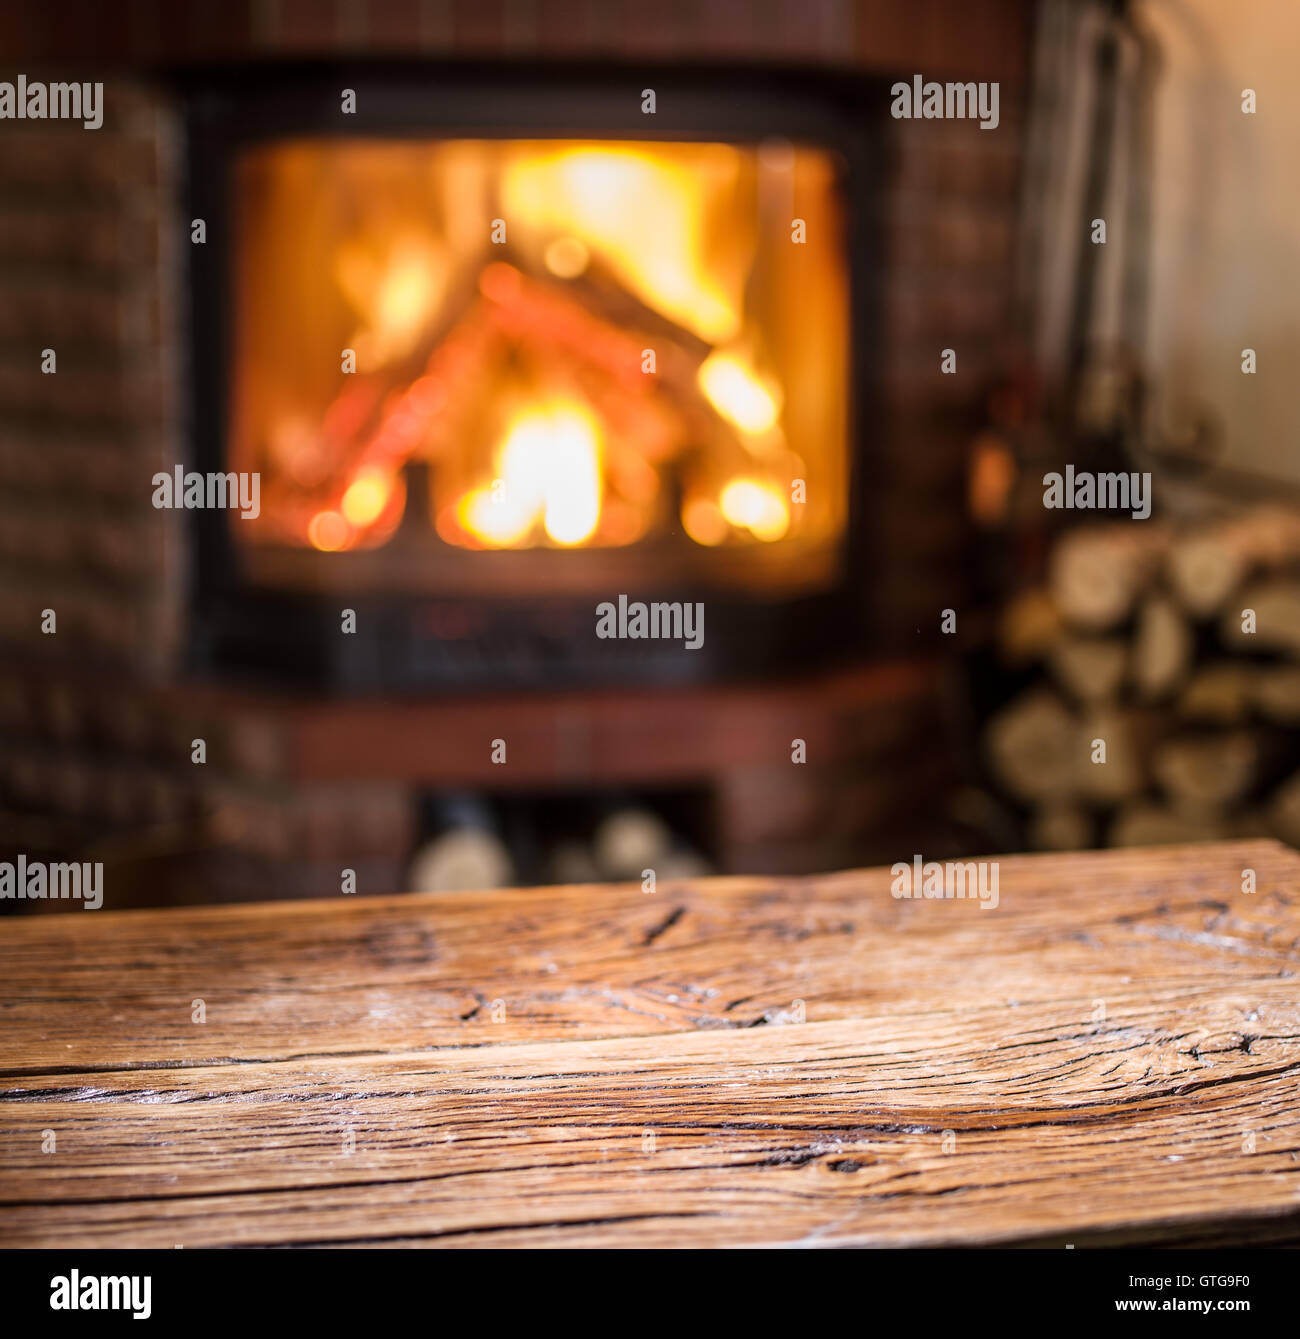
[229,138,848,590]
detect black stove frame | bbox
[181,61,884,691]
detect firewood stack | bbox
[986,505,1300,851]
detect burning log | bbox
[483,257,710,388]
[288,256,764,553]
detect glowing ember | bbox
[457,401,603,548]
[719,478,789,542]
[681,496,728,547]
[307,510,351,551]
[698,353,781,436]
[543,236,590,279]
[538,406,602,545]
[341,471,391,527]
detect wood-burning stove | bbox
[183,64,882,690]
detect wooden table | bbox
[2,840,1299,1248]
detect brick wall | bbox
[875,108,1024,636]
[2,1,1031,76]
[0,83,178,674]
[0,0,1034,902]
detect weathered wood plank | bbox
[1,841,1298,1246]
[2,986,1298,1247]
[1,841,1295,1074]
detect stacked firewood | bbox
[985,505,1300,850]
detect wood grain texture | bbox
[2,840,1299,1247]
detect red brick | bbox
[452,0,505,52]
[366,0,424,48]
